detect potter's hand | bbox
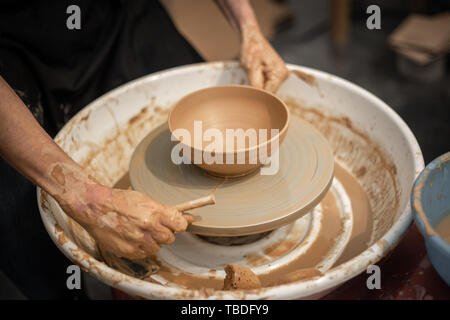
[240,24,289,93]
[56,171,193,260]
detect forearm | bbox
[216,0,259,33]
[0,76,99,221]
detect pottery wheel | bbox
[129,116,334,236]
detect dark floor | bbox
[1,0,449,299]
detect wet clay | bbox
[269,268,323,286]
[291,70,324,97]
[286,100,399,246]
[334,163,373,265]
[114,173,132,190]
[223,264,261,290]
[240,23,290,93]
[257,162,371,286]
[436,213,450,244]
[262,189,341,265]
[291,70,317,87]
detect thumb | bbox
[182,213,195,224]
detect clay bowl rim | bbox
[167,85,291,155]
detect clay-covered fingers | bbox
[264,78,279,93]
[242,53,289,93]
[159,207,191,233]
[182,213,195,224]
[246,63,264,89]
[104,238,147,260]
[147,224,175,245]
[141,231,162,255]
[263,64,289,93]
[240,43,264,90]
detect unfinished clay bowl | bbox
[168,85,290,177]
[130,116,334,236]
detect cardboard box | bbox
[389,13,450,65]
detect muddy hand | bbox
[240,24,289,93]
[86,188,194,260]
[53,168,194,260]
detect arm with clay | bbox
[215,0,289,93]
[0,76,193,260]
